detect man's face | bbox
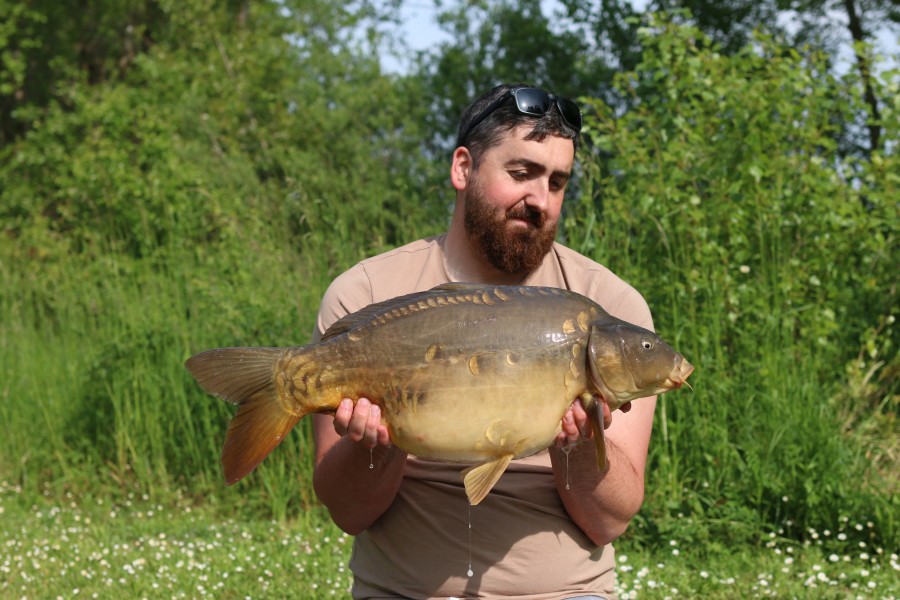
[463,127,575,274]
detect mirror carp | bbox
[186,283,694,505]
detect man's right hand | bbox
[332,397,392,449]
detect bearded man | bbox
[311,83,657,600]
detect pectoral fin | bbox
[461,455,513,505]
[588,399,609,472]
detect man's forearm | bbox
[550,436,645,547]
[313,416,408,535]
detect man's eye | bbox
[509,171,528,180]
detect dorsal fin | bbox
[432,282,493,292]
[321,283,498,341]
[321,302,386,341]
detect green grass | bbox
[615,538,899,599]
[2,482,897,599]
[0,483,354,599]
[0,237,329,515]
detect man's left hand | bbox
[555,396,632,448]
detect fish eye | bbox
[642,340,653,350]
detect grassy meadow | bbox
[1,480,897,598]
[1,13,898,600]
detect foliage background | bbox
[1,0,897,561]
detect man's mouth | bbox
[506,208,543,228]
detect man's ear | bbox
[450,147,473,191]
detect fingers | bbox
[333,398,354,436]
[333,398,389,449]
[555,407,578,448]
[554,394,618,448]
[555,401,590,448]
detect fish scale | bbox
[186,282,693,505]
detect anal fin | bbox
[461,455,513,505]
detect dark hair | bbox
[455,83,580,166]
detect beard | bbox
[463,179,558,275]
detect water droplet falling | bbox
[562,445,572,490]
[369,448,374,469]
[467,503,474,577]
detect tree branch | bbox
[842,0,882,154]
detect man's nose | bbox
[523,178,551,212]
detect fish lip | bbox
[667,359,695,389]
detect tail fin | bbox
[185,347,301,484]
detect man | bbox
[312,84,656,599]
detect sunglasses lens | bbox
[556,97,582,131]
[462,87,582,143]
[513,88,553,116]
[514,88,582,132]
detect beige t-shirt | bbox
[315,234,653,600]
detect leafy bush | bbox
[567,19,898,548]
[0,0,444,515]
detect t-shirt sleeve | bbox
[555,245,655,332]
[313,264,374,342]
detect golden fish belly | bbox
[385,365,583,462]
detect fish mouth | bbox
[668,358,695,390]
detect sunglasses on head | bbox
[460,87,583,144]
